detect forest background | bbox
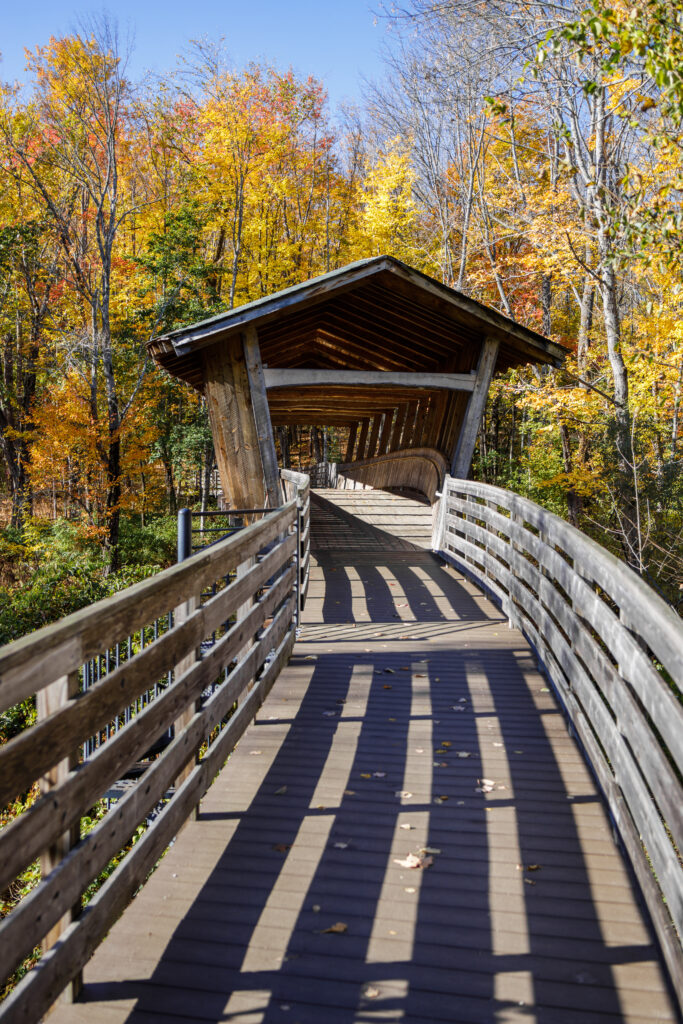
[0,0,681,656]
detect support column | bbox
[451,336,500,478]
[243,326,281,507]
[201,328,280,509]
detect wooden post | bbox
[173,593,200,814]
[356,418,370,460]
[390,404,408,451]
[451,336,500,478]
[378,410,394,455]
[366,415,381,459]
[37,671,81,1003]
[242,326,281,507]
[345,423,358,462]
[202,334,268,509]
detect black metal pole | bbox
[177,508,192,563]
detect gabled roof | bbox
[147,255,567,393]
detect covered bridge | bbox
[147,255,567,506]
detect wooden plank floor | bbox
[50,490,677,1024]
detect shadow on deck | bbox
[51,491,677,1024]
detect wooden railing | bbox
[0,472,309,1021]
[329,448,448,501]
[434,476,683,1005]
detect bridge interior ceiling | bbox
[151,272,559,395]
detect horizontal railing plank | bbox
[0,615,295,1024]
[0,503,296,711]
[438,475,683,1008]
[0,592,294,985]
[0,560,295,894]
[0,532,296,810]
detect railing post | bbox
[37,670,82,1004]
[175,508,199,818]
[177,508,192,563]
[296,498,303,629]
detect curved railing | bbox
[336,447,448,501]
[434,476,683,1004]
[0,472,309,1021]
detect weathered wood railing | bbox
[281,469,311,621]
[434,476,683,1004]
[0,473,309,1021]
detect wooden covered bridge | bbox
[0,258,681,1024]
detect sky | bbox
[1,0,391,111]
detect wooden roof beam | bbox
[263,369,476,392]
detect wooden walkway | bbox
[51,491,677,1024]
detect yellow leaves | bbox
[352,137,419,264]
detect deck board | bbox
[50,489,678,1024]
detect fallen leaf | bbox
[323,711,336,717]
[384,668,395,674]
[524,878,536,886]
[333,842,349,850]
[388,717,396,722]
[395,790,413,799]
[312,904,321,912]
[273,843,291,853]
[344,789,356,796]
[452,706,465,712]
[526,864,541,871]
[393,852,433,869]
[415,673,426,677]
[322,922,348,934]
[456,751,471,758]
[458,697,467,703]
[249,750,262,755]
[275,786,288,795]
[493,742,503,747]
[373,771,386,778]
[399,823,414,830]
[383,684,393,690]
[363,985,380,1000]
[360,773,372,779]
[415,748,424,753]
[400,667,410,671]
[441,741,452,747]
[404,886,416,893]
[420,846,441,855]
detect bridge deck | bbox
[51,490,676,1024]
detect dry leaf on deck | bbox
[393,852,433,869]
[322,922,348,934]
[273,844,291,853]
[274,786,288,795]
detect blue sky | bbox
[1,0,390,110]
